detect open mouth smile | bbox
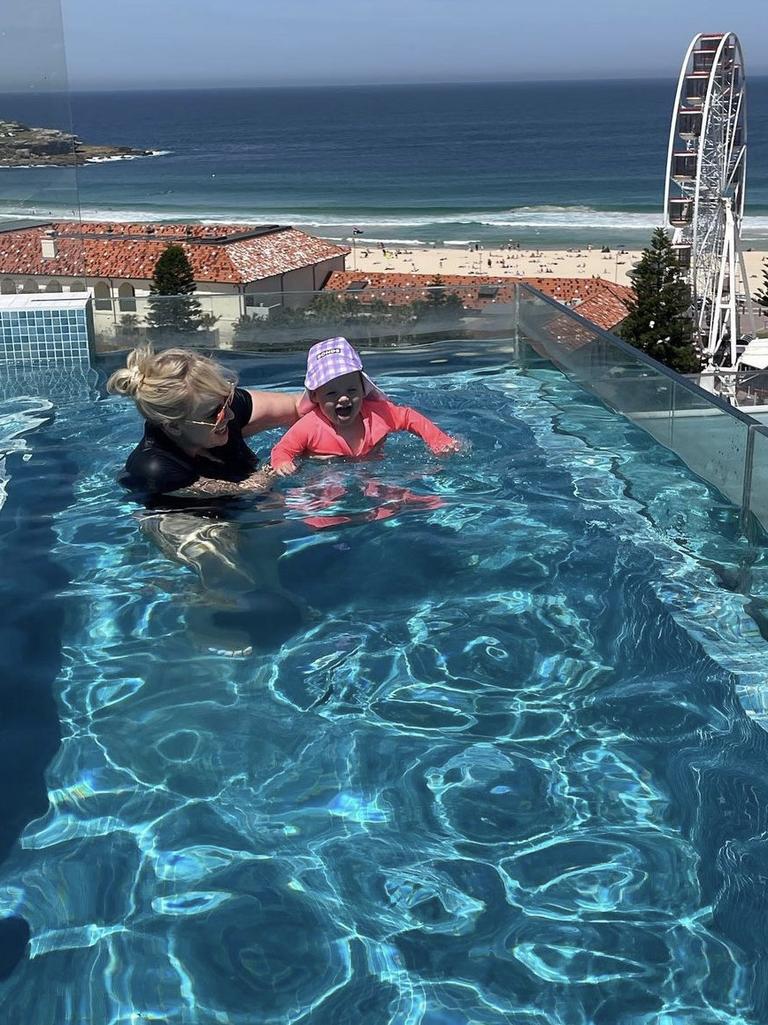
[335,400,354,420]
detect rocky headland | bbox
[0,120,160,166]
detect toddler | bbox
[270,338,457,474]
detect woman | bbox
[107,345,300,499]
[107,345,305,654]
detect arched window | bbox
[22,279,38,294]
[94,281,112,311]
[0,279,16,295]
[45,280,63,293]
[70,280,86,293]
[118,282,136,313]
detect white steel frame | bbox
[663,32,753,366]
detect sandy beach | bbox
[348,242,768,291]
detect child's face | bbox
[313,371,364,427]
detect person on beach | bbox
[108,346,299,500]
[270,337,458,476]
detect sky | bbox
[2,0,767,91]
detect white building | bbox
[0,220,349,344]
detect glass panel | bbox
[746,426,768,534]
[516,283,760,509]
[91,286,522,356]
[670,379,750,510]
[517,285,674,447]
[0,0,83,276]
[697,368,768,413]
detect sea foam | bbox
[0,204,767,238]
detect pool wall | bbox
[0,294,94,369]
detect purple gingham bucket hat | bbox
[299,337,385,413]
[305,337,362,390]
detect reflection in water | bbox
[0,366,96,406]
[137,501,307,656]
[135,471,447,656]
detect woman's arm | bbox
[242,390,302,436]
[168,467,276,499]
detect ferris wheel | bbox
[663,32,752,366]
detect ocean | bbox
[0,79,766,249]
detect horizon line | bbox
[5,72,768,94]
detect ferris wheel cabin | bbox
[672,244,692,270]
[668,198,694,227]
[677,110,703,141]
[671,153,697,182]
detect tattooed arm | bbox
[168,466,276,500]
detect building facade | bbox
[0,221,349,346]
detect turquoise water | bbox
[1,348,768,1022]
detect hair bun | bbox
[128,366,145,393]
[106,346,152,398]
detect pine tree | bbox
[146,244,203,333]
[620,228,699,374]
[755,258,768,312]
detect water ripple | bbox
[0,359,767,1022]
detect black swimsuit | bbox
[120,387,259,499]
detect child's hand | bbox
[432,437,462,455]
[271,460,297,477]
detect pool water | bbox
[1,349,768,1024]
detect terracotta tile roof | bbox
[0,222,349,285]
[527,309,599,352]
[521,280,637,352]
[324,271,634,331]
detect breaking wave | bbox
[0,203,767,240]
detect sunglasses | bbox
[182,386,235,430]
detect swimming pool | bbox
[1,343,768,1024]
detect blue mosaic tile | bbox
[0,302,92,367]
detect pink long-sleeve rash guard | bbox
[271,398,454,468]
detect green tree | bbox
[755,258,768,312]
[620,228,699,373]
[119,313,140,335]
[413,276,464,317]
[146,244,203,333]
[233,312,268,346]
[198,311,220,332]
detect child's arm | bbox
[270,419,314,475]
[386,403,459,453]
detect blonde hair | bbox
[106,346,236,424]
